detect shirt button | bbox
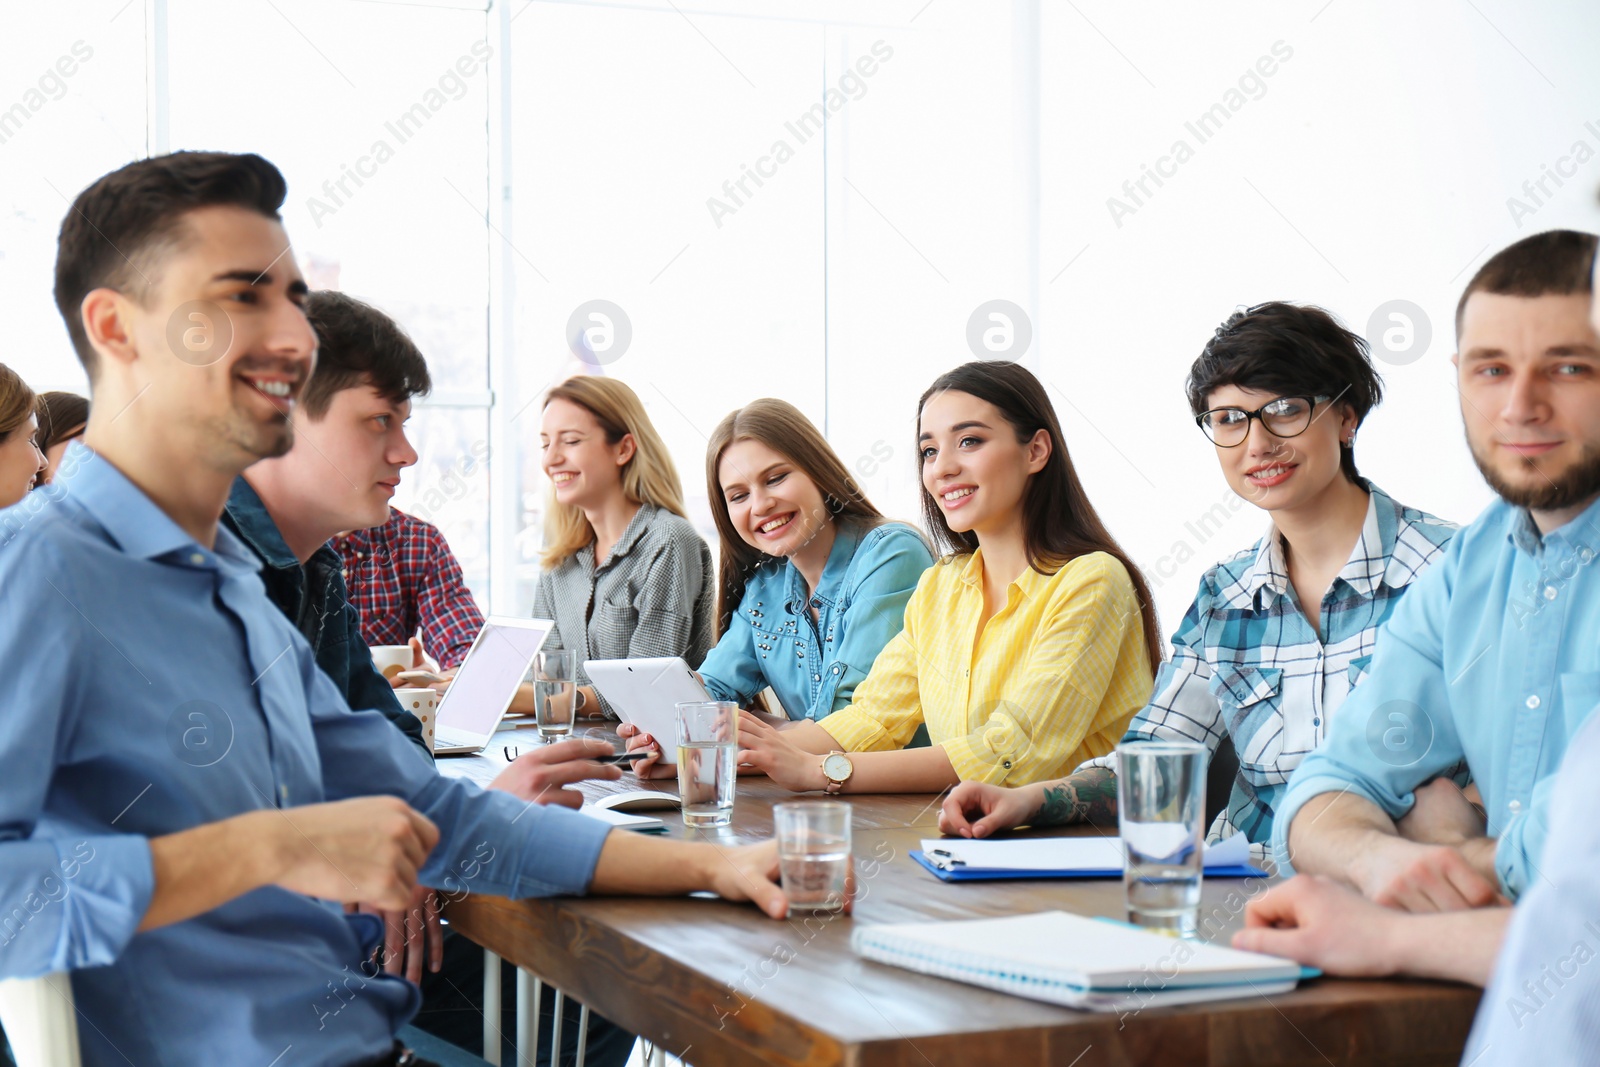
[1509,799,1523,814]
[1526,695,1541,709]
[813,674,821,682]
[1543,585,1558,601]
[812,598,821,608]
[1582,548,1596,563]
[1313,717,1320,727]
[1002,759,1012,769]
[189,552,204,565]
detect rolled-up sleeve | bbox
[817,626,924,751]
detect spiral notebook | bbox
[851,911,1308,1012]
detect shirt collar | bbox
[1242,479,1394,605]
[224,476,299,569]
[955,546,1052,600]
[604,502,659,565]
[56,441,258,572]
[780,519,867,611]
[1507,491,1600,559]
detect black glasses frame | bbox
[1195,394,1331,447]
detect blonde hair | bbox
[0,364,38,445]
[540,376,688,567]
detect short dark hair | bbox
[299,290,431,419]
[1185,302,1383,482]
[54,152,289,379]
[1455,229,1598,339]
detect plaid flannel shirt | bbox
[1080,481,1456,861]
[334,508,485,669]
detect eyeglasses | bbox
[1195,395,1330,447]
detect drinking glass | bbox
[1116,740,1207,938]
[773,802,851,913]
[533,650,577,741]
[675,701,738,828]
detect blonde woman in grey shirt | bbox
[511,376,714,718]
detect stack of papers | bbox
[912,834,1262,881]
[852,911,1308,1012]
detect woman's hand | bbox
[617,721,678,780]
[938,781,1039,838]
[736,711,825,792]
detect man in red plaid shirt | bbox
[335,507,485,670]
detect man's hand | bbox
[736,711,824,792]
[939,782,1039,838]
[389,636,443,690]
[265,797,439,911]
[488,737,623,805]
[1232,875,1403,977]
[617,722,680,781]
[1360,836,1504,913]
[700,839,855,920]
[1398,778,1487,846]
[356,885,444,984]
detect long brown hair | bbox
[706,399,885,637]
[917,361,1162,673]
[541,376,689,567]
[0,364,38,445]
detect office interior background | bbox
[5,0,1600,630]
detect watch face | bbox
[823,753,852,781]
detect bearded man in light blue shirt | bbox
[1271,228,1600,910]
[0,151,789,1067]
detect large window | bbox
[7,0,1599,630]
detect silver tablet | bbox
[585,656,712,765]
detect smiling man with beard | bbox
[1270,229,1600,912]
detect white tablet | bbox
[586,656,712,766]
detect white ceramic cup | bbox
[370,644,413,682]
[394,687,439,754]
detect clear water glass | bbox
[675,700,738,828]
[533,650,577,741]
[773,801,851,913]
[1116,740,1207,938]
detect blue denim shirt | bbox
[221,476,428,756]
[1272,492,1600,898]
[0,444,612,1066]
[699,521,932,720]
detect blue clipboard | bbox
[910,849,1267,882]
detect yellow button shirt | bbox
[818,548,1154,786]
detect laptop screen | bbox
[436,618,552,738]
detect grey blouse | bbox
[531,502,715,717]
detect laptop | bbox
[431,616,555,756]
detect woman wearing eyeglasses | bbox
[941,302,1458,870]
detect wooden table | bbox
[441,726,1481,1067]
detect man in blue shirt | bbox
[0,151,787,1067]
[1270,228,1600,912]
[221,287,633,1064]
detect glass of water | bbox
[773,802,851,914]
[675,701,738,828]
[1116,740,1207,938]
[533,650,577,741]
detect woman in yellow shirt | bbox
[737,360,1160,793]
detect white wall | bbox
[4,0,1599,631]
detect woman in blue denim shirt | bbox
[626,398,931,755]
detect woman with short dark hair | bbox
[940,302,1458,869]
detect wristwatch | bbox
[821,751,854,795]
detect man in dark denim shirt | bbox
[221,475,429,757]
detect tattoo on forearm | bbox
[1031,769,1119,827]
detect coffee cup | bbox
[394,687,439,754]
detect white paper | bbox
[921,832,1253,872]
